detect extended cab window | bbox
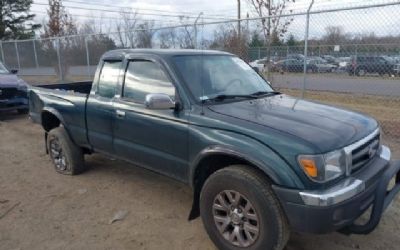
[97,61,122,98]
[123,60,175,103]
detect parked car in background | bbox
[0,61,29,114]
[249,58,268,73]
[394,63,400,76]
[286,53,304,61]
[275,59,305,72]
[307,58,337,73]
[337,57,351,71]
[348,55,396,76]
[322,55,339,66]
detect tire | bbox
[355,67,366,77]
[200,165,290,250]
[17,108,29,114]
[47,127,86,175]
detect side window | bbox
[97,61,122,98]
[123,60,175,103]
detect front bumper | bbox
[273,146,400,234]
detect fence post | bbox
[32,40,39,68]
[286,46,289,58]
[85,37,91,79]
[14,42,21,70]
[0,41,4,64]
[56,38,63,83]
[302,0,314,99]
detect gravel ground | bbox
[1,114,400,250]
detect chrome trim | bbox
[299,178,365,206]
[343,128,380,174]
[379,145,391,161]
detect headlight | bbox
[298,150,346,183]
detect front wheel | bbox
[200,165,289,250]
[47,127,86,175]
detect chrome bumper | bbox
[299,145,391,206]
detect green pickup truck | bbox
[29,49,400,250]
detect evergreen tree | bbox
[248,33,264,48]
[286,34,297,46]
[0,0,40,40]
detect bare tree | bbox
[323,26,346,45]
[247,0,295,77]
[41,0,78,81]
[177,16,195,49]
[158,28,178,48]
[209,23,249,60]
[115,10,138,48]
[135,21,155,48]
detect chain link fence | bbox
[1,1,399,149]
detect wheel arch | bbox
[188,146,283,221]
[41,108,65,132]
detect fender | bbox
[189,145,304,189]
[41,107,77,146]
[42,106,66,127]
[189,145,284,188]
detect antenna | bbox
[200,14,205,115]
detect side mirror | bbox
[10,69,18,74]
[145,93,176,110]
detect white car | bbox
[394,64,400,76]
[249,58,268,73]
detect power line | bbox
[31,2,236,21]
[56,0,238,18]
[32,11,182,24]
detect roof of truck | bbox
[102,49,233,59]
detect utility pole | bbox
[237,0,241,40]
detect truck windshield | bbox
[173,55,274,102]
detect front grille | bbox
[0,88,18,100]
[350,132,380,173]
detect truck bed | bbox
[32,81,93,94]
[28,81,93,148]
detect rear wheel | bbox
[47,127,86,175]
[355,67,367,77]
[200,165,289,250]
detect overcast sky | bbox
[30,0,400,39]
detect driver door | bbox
[112,58,189,182]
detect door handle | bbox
[116,110,125,118]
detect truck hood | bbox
[0,74,27,89]
[207,94,378,152]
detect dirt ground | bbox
[1,114,400,250]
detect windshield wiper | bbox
[249,91,281,97]
[204,94,258,102]
[203,91,281,103]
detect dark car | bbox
[348,55,396,76]
[275,58,318,73]
[0,62,29,114]
[28,49,400,250]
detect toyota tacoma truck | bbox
[29,49,400,250]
